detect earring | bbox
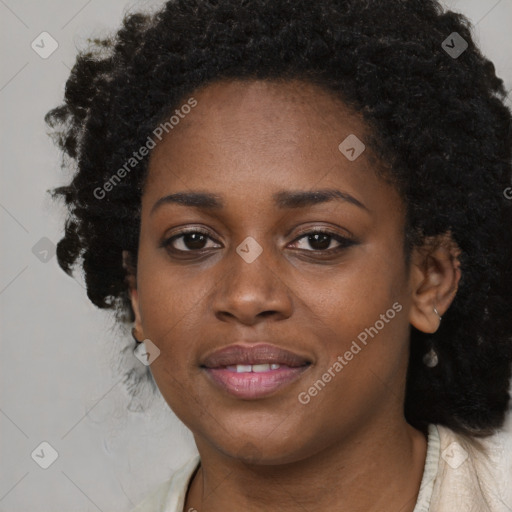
[423,346,439,368]
[423,306,441,368]
[132,327,143,344]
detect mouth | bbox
[200,343,312,399]
[223,363,291,372]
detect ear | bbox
[408,232,461,334]
[122,250,144,339]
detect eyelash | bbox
[161,227,356,255]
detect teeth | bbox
[252,364,270,373]
[224,364,282,372]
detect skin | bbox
[124,79,461,512]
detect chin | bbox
[211,431,315,466]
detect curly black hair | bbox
[45,0,512,437]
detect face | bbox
[129,79,420,464]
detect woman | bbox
[45,0,512,510]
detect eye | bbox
[161,227,356,256]
[289,229,356,253]
[162,228,221,253]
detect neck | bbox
[185,418,428,512]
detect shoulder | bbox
[431,412,512,512]
[128,455,201,512]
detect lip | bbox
[201,343,311,368]
[201,343,312,400]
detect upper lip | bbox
[201,343,312,369]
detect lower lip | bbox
[203,366,310,399]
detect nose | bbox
[212,239,293,326]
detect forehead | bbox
[146,78,377,185]
[140,78,404,226]
[157,79,366,143]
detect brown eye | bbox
[290,230,356,252]
[163,229,221,253]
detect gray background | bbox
[1,1,511,511]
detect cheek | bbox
[309,249,407,341]
[135,257,208,417]
[301,246,410,405]
[135,245,206,361]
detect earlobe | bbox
[408,234,461,334]
[122,250,144,339]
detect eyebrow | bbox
[150,188,368,215]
